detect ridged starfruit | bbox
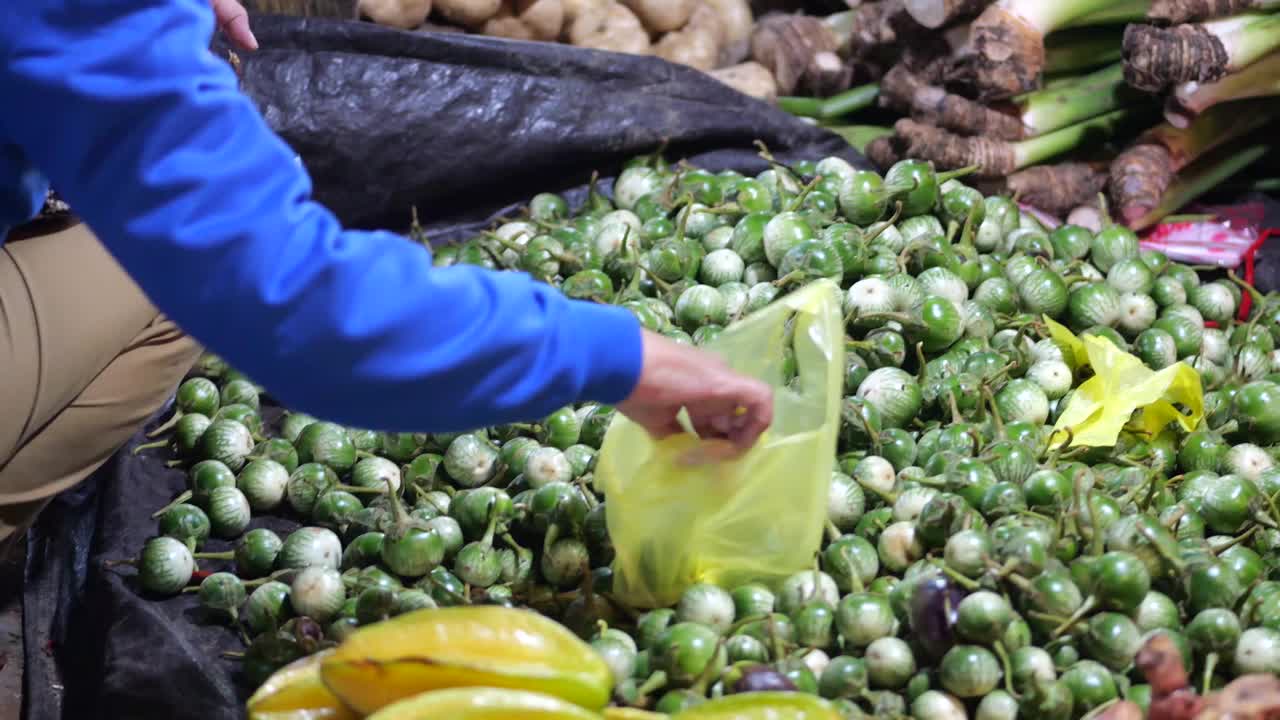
[319,606,614,714]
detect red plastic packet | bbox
[1139,201,1276,321]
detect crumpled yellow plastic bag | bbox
[596,280,844,609]
[1044,317,1203,448]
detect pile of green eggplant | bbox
[127,149,1280,720]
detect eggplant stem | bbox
[981,385,1006,439]
[147,410,183,438]
[824,520,842,544]
[1051,595,1096,638]
[785,176,823,213]
[993,640,1019,698]
[634,670,668,701]
[1203,652,1218,695]
[1212,525,1258,555]
[865,202,904,244]
[132,438,171,455]
[939,565,981,590]
[151,491,194,519]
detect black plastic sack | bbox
[214,15,868,238]
[22,14,866,720]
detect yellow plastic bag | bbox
[1044,317,1203,448]
[596,280,844,609]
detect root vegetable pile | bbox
[765,0,1277,227]
[122,148,1280,719]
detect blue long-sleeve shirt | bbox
[0,0,643,432]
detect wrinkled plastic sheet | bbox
[21,14,866,720]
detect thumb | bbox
[213,0,259,51]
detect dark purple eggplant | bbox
[909,575,968,663]
[733,665,799,693]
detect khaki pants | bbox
[0,219,202,557]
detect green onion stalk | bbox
[1123,12,1280,93]
[1131,133,1273,230]
[1166,49,1280,128]
[827,125,894,154]
[777,83,881,121]
[1043,26,1126,76]
[1015,62,1146,138]
[1061,0,1154,27]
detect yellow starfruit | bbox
[319,606,613,715]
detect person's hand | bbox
[616,330,774,460]
[213,0,259,51]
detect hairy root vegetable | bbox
[895,106,1138,177]
[708,61,778,102]
[1123,13,1280,93]
[750,14,839,96]
[619,0,694,33]
[846,0,912,59]
[951,0,1117,100]
[434,0,503,28]
[865,133,906,169]
[894,118,1017,176]
[903,0,991,29]
[568,1,649,54]
[879,63,1024,140]
[1148,0,1280,24]
[357,0,433,28]
[1109,98,1276,225]
[1007,162,1107,217]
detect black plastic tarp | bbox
[21,15,865,720]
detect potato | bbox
[358,0,434,29]
[619,0,695,33]
[515,0,565,41]
[483,14,537,39]
[653,24,719,71]
[701,0,753,66]
[709,61,778,102]
[569,1,650,55]
[434,0,503,28]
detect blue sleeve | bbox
[0,0,642,433]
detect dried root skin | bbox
[802,51,855,97]
[1009,162,1107,217]
[1109,143,1174,225]
[750,14,840,96]
[1148,0,1259,24]
[1122,23,1229,94]
[847,0,912,59]
[865,135,904,170]
[880,64,1023,140]
[893,118,1016,176]
[903,0,990,29]
[950,4,1045,100]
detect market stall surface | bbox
[1,542,22,720]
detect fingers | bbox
[212,0,259,51]
[689,376,774,450]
